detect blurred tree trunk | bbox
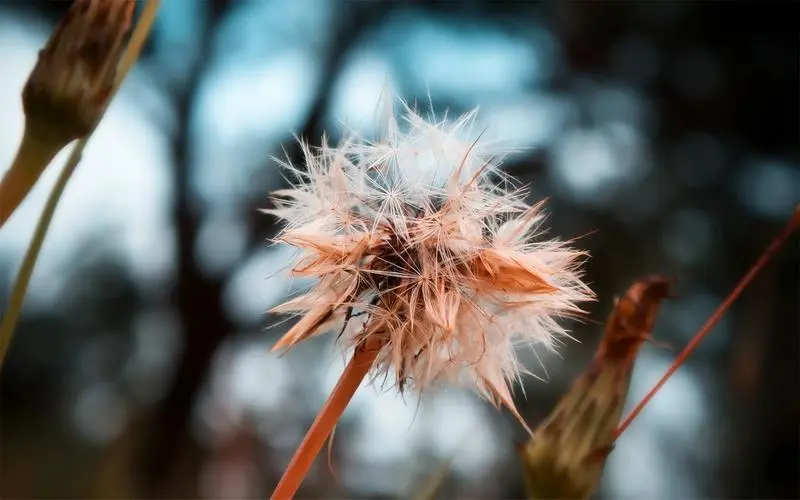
[139,2,228,497]
[141,2,390,495]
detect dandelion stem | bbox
[0,0,161,371]
[614,207,800,439]
[271,341,379,499]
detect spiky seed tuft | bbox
[266,98,595,426]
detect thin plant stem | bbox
[614,207,800,439]
[271,342,380,499]
[0,129,62,228]
[0,0,161,371]
[0,140,85,369]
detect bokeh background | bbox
[1,1,798,498]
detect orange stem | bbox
[615,207,799,439]
[270,341,379,499]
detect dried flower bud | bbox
[22,0,134,146]
[520,277,671,499]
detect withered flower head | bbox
[22,0,134,146]
[266,100,594,421]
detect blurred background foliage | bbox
[0,1,797,498]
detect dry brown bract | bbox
[23,0,134,145]
[520,277,671,498]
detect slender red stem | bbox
[615,208,799,439]
[271,342,379,499]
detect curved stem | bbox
[0,0,161,371]
[271,343,379,499]
[0,141,86,368]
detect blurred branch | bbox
[247,1,390,245]
[293,2,387,150]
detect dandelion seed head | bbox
[265,97,594,423]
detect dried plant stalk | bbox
[0,0,161,371]
[0,0,135,228]
[270,339,381,499]
[519,276,671,499]
[0,134,63,229]
[615,207,799,437]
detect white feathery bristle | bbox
[265,96,595,424]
